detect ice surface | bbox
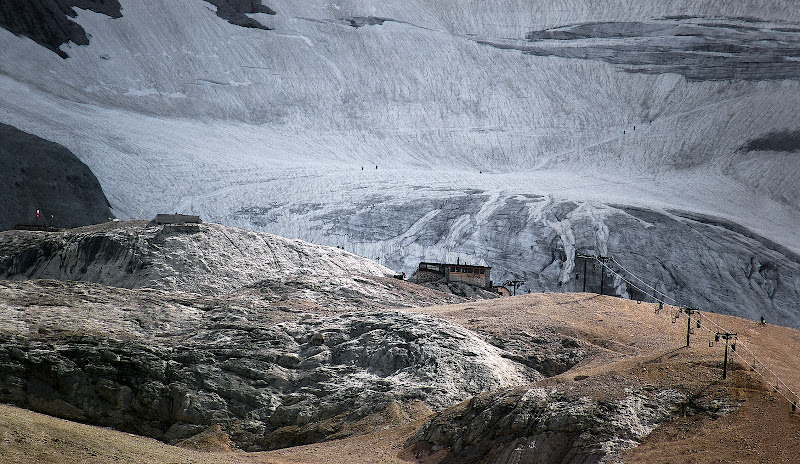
[2,0,800,324]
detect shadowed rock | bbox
[409,387,687,464]
[0,123,112,231]
[346,16,390,28]
[481,18,800,81]
[0,0,122,58]
[0,0,274,58]
[202,0,275,30]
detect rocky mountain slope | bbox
[0,279,527,451]
[3,282,799,464]
[0,220,516,451]
[0,220,488,310]
[1,222,799,462]
[0,220,393,297]
[0,123,112,231]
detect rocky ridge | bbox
[0,0,123,58]
[0,279,532,451]
[0,220,396,298]
[411,387,688,464]
[0,223,779,462]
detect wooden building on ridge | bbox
[412,260,492,289]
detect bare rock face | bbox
[0,220,526,450]
[202,0,275,30]
[0,0,122,58]
[0,123,113,231]
[0,221,396,297]
[419,281,501,300]
[0,219,470,310]
[0,0,274,58]
[410,387,687,464]
[0,303,529,451]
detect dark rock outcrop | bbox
[741,130,800,153]
[512,18,800,82]
[409,387,687,464]
[0,0,274,59]
[419,281,501,300]
[0,0,122,58]
[0,123,112,231]
[346,16,390,28]
[203,0,276,30]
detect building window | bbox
[450,266,455,272]
[479,269,485,274]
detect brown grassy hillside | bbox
[3,293,799,463]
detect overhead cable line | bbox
[609,256,679,305]
[587,254,800,410]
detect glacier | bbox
[2,0,800,326]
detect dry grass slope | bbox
[2,293,800,463]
